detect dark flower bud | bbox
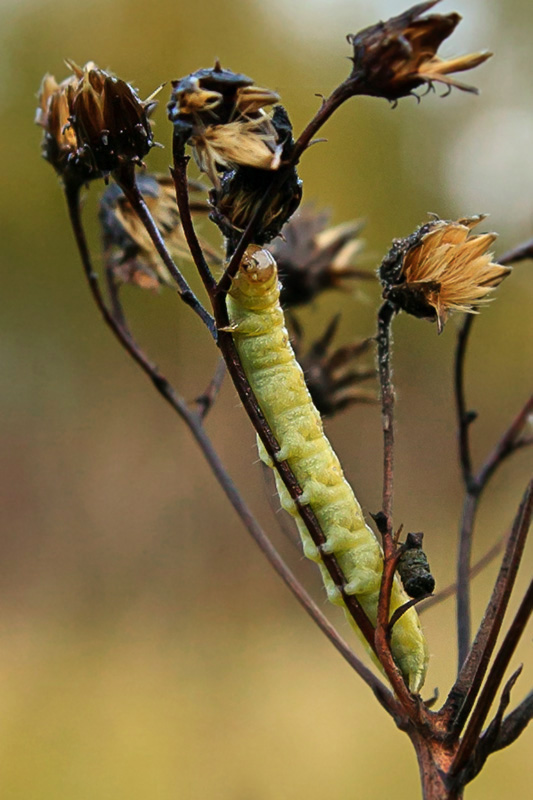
[99,174,215,289]
[209,106,302,248]
[291,314,376,417]
[379,216,510,333]
[266,206,372,308]
[347,1,491,103]
[67,61,156,174]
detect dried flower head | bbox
[168,62,282,188]
[67,60,156,174]
[379,216,511,332]
[99,174,216,289]
[347,1,491,102]
[36,69,95,182]
[291,314,376,417]
[209,106,302,248]
[266,206,372,308]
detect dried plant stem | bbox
[193,358,226,419]
[65,179,394,709]
[419,534,505,614]
[444,481,533,731]
[377,301,396,529]
[454,307,533,670]
[114,166,217,338]
[451,578,533,781]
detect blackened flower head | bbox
[67,60,156,174]
[267,206,373,308]
[99,174,216,289]
[379,216,511,333]
[209,106,302,248]
[291,314,376,417]
[347,1,491,102]
[168,62,282,188]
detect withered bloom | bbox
[67,60,156,174]
[99,174,215,289]
[168,62,283,188]
[209,106,302,248]
[379,216,511,333]
[291,315,376,417]
[347,1,491,102]
[267,206,372,308]
[36,69,95,182]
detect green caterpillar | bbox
[227,245,429,692]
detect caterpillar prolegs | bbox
[227,245,429,692]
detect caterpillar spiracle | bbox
[227,245,429,692]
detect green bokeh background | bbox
[1,0,532,797]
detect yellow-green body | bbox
[227,246,429,692]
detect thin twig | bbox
[171,149,217,298]
[193,358,226,419]
[65,180,395,710]
[377,301,396,529]
[105,265,127,328]
[454,303,533,671]
[477,394,533,489]
[499,238,533,266]
[492,690,533,752]
[451,579,533,778]
[419,534,505,614]
[444,481,533,733]
[114,165,217,338]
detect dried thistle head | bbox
[168,62,282,188]
[99,174,215,289]
[67,60,156,174]
[347,1,491,102]
[209,107,302,248]
[291,314,377,417]
[36,69,95,182]
[379,216,511,332]
[266,206,372,308]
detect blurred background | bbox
[1,0,532,797]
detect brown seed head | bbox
[168,63,282,188]
[380,216,511,332]
[209,106,302,248]
[347,1,491,102]
[67,60,156,174]
[291,314,377,417]
[266,206,372,308]
[99,174,216,289]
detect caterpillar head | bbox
[231,245,279,306]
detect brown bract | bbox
[168,63,282,188]
[67,60,156,174]
[99,174,216,289]
[380,216,511,333]
[37,61,156,180]
[267,207,372,308]
[347,0,491,102]
[291,314,376,417]
[36,70,92,180]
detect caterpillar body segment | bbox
[227,245,429,692]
